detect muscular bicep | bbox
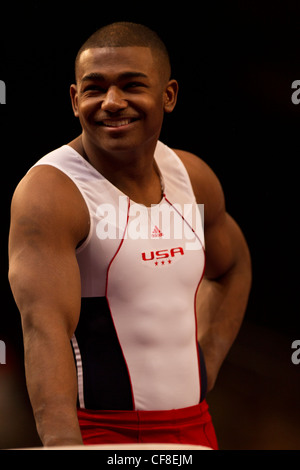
[8,167,87,338]
[9,225,81,338]
[204,210,250,281]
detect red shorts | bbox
[77,400,218,450]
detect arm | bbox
[175,150,252,392]
[8,166,89,446]
[196,212,251,391]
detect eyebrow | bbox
[81,71,149,82]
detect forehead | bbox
[77,46,157,82]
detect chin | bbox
[94,133,151,154]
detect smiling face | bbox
[70,46,178,159]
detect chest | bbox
[77,195,205,297]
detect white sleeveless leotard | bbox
[32,140,206,411]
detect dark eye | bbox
[84,85,105,93]
[125,82,145,89]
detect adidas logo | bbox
[151,225,164,238]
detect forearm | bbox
[23,326,83,446]
[197,257,252,391]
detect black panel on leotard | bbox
[73,296,134,410]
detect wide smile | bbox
[96,117,140,129]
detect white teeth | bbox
[102,119,132,127]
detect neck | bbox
[69,134,163,205]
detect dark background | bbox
[0,1,299,450]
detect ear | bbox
[163,79,179,113]
[70,84,79,117]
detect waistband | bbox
[77,400,210,426]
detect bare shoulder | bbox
[173,149,226,226]
[10,164,89,247]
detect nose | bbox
[101,86,127,113]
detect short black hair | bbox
[75,22,171,82]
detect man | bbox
[8,22,251,449]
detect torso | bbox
[30,140,207,411]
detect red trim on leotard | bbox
[163,194,206,403]
[105,197,136,410]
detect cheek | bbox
[141,95,165,121]
[147,102,165,130]
[76,93,165,126]
[77,97,101,122]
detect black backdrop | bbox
[0,1,299,450]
